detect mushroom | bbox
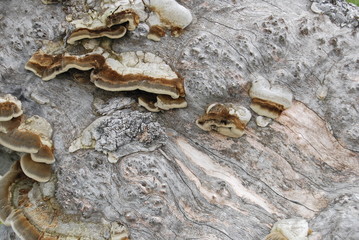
[265,218,310,240]
[0,115,55,163]
[25,49,105,81]
[67,25,127,45]
[0,161,23,225]
[67,7,141,44]
[91,50,185,99]
[196,103,252,138]
[144,0,193,40]
[155,95,187,110]
[0,94,23,121]
[249,78,293,119]
[26,47,186,105]
[0,130,43,153]
[65,0,192,43]
[138,95,161,112]
[0,115,24,133]
[20,154,52,183]
[10,210,43,240]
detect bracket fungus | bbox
[144,0,193,40]
[249,78,293,119]
[20,154,52,183]
[67,8,140,44]
[196,103,252,138]
[0,161,130,239]
[0,115,55,164]
[265,218,311,240]
[26,47,187,111]
[138,94,187,112]
[0,94,55,183]
[65,0,192,44]
[0,94,23,121]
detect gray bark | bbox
[0,0,358,239]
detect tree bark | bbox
[0,0,358,239]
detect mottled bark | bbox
[0,0,358,239]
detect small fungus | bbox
[144,0,193,40]
[0,94,23,121]
[138,95,161,112]
[265,218,310,240]
[0,130,43,154]
[0,161,23,225]
[196,103,251,138]
[138,94,187,112]
[0,115,24,133]
[20,154,52,183]
[155,95,187,110]
[255,116,272,128]
[249,78,293,119]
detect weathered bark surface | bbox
[0,0,358,239]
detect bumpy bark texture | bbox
[0,0,358,239]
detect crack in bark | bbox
[184,136,318,213]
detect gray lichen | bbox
[70,110,167,163]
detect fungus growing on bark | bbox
[0,130,42,154]
[0,161,23,225]
[0,115,55,164]
[0,115,23,133]
[67,9,140,44]
[155,95,187,110]
[65,0,192,43]
[138,94,187,111]
[0,94,23,121]
[20,154,52,183]
[144,0,193,40]
[138,95,161,112]
[26,47,187,111]
[196,103,251,138]
[0,162,130,239]
[265,218,310,240]
[249,78,293,119]
[25,49,105,81]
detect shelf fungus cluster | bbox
[0,161,130,240]
[249,78,293,119]
[66,0,192,43]
[25,47,187,111]
[196,103,251,138]
[265,218,311,240]
[0,94,54,183]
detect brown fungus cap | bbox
[67,25,127,45]
[196,103,252,138]
[0,161,23,225]
[25,50,105,81]
[10,210,43,240]
[138,95,160,112]
[0,115,24,134]
[30,145,55,164]
[0,94,23,121]
[26,47,186,100]
[249,78,293,119]
[155,95,187,110]
[106,9,140,30]
[0,130,42,154]
[20,154,52,183]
